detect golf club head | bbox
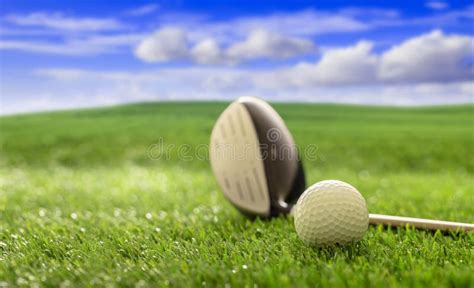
[209,96,306,218]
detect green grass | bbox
[0,102,473,287]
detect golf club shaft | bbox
[369,214,474,232]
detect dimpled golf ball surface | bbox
[294,180,369,247]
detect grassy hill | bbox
[0,102,473,286]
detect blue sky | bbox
[0,0,473,114]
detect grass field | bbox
[0,102,473,287]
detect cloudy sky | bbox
[0,0,473,114]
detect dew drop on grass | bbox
[16,277,27,285]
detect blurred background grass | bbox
[2,102,473,172]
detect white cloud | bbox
[3,7,472,60]
[0,40,106,55]
[191,39,224,64]
[0,34,143,55]
[81,34,144,46]
[425,1,449,10]
[135,28,316,64]
[460,82,474,94]
[156,6,474,46]
[19,30,470,86]
[125,4,159,16]
[3,29,471,96]
[279,30,473,87]
[237,10,369,36]
[287,41,378,86]
[134,27,189,62]
[2,66,470,114]
[379,30,473,83]
[161,9,370,45]
[35,68,86,80]
[29,62,474,102]
[376,5,474,28]
[5,12,122,31]
[339,8,400,19]
[226,29,315,61]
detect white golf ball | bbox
[294,180,368,247]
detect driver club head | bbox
[209,97,306,218]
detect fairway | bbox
[0,102,473,287]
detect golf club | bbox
[209,96,306,218]
[367,214,474,231]
[210,97,474,232]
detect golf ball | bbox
[294,180,368,247]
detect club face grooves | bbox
[210,99,271,217]
[210,97,306,218]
